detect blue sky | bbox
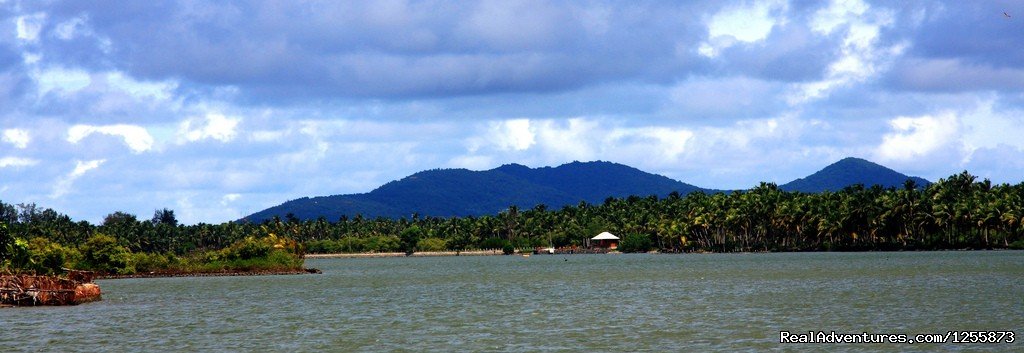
[1,0,1023,224]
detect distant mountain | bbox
[780,157,930,192]
[242,161,705,222]
[243,158,931,222]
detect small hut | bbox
[591,232,620,249]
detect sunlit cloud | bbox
[2,129,30,149]
[179,113,241,143]
[875,112,960,162]
[699,0,786,58]
[490,119,536,151]
[0,157,39,168]
[15,13,46,43]
[67,124,155,154]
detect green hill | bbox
[243,161,704,222]
[780,157,930,192]
[243,158,930,222]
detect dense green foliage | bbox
[0,204,306,275]
[619,233,654,253]
[2,171,1023,275]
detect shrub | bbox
[132,252,176,273]
[618,233,654,253]
[1010,239,1024,250]
[304,239,334,254]
[79,233,135,274]
[28,237,80,275]
[400,226,424,254]
[336,237,366,253]
[480,237,509,250]
[223,236,273,260]
[0,222,13,265]
[364,235,401,252]
[416,237,447,252]
[502,243,515,255]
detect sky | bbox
[1,0,1023,225]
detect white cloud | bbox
[699,0,786,58]
[0,157,39,168]
[67,124,155,154]
[491,119,535,151]
[106,72,179,101]
[959,99,1024,161]
[35,67,92,95]
[179,113,241,143]
[875,112,960,162]
[2,129,30,149]
[606,126,694,162]
[51,159,105,199]
[220,193,241,206]
[811,0,868,34]
[15,13,46,43]
[533,118,599,162]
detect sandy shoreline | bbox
[305,250,505,258]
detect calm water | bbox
[2,251,1022,352]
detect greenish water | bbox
[2,252,1022,352]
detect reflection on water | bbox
[2,251,1022,352]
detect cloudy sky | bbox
[1,0,1023,224]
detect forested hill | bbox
[243,158,929,222]
[242,161,705,222]
[780,157,931,192]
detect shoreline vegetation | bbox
[3,171,1024,280]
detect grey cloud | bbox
[711,22,837,82]
[886,58,1024,92]
[32,1,711,102]
[907,2,1024,68]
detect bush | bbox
[177,235,304,273]
[618,233,654,253]
[223,236,273,260]
[502,243,515,255]
[0,222,13,265]
[364,235,401,252]
[79,233,135,274]
[480,237,509,250]
[416,237,447,252]
[1009,239,1024,250]
[400,226,424,254]
[28,237,80,275]
[2,237,32,271]
[132,252,176,273]
[304,239,334,254]
[336,237,366,253]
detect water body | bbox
[3,252,1022,352]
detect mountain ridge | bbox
[242,158,929,222]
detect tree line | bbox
[3,171,1023,272]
